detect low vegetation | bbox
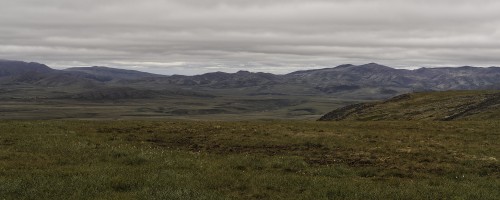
[320,90,500,121]
[1,120,498,199]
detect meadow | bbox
[0,120,498,199]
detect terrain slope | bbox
[319,90,500,121]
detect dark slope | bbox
[65,66,165,80]
[0,61,105,87]
[0,60,209,100]
[6,71,98,87]
[0,62,165,87]
[319,90,500,121]
[67,87,215,100]
[130,63,500,99]
[152,70,282,88]
[0,60,54,77]
[287,63,412,85]
[286,63,500,91]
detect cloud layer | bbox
[2,0,500,74]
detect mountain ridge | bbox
[1,60,500,101]
[0,60,54,77]
[64,66,165,80]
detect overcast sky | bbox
[1,0,500,75]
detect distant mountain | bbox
[137,63,500,100]
[0,61,165,87]
[157,70,282,88]
[318,90,500,121]
[0,60,54,77]
[409,66,500,90]
[65,66,165,80]
[6,71,97,87]
[139,63,500,94]
[1,59,500,101]
[285,63,500,90]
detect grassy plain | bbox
[0,120,498,199]
[0,95,355,120]
[0,83,371,120]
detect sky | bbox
[1,0,500,75]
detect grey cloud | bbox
[1,0,500,75]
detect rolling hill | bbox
[0,60,54,77]
[65,66,165,80]
[318,90,500,121]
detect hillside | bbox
[65,66,165,80]
[319,90,500,121]
[0,60,53,77]
[158,70,282,88]
[67,87,215,101]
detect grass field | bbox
[0,120,499,199]
[320,90,500,121]
[0,95,352,121]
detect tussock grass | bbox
[0,120,498,199]
[320,90,500,121]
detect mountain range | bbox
[1,60,500,97]
[1,59,500,119]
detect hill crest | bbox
[318,90,500,121]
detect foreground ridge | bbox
[319,90,500,121]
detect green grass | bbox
[0,120,499,199]
[322,90,500,121]
[0,94,348,120]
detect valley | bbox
[1,60,499,199]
